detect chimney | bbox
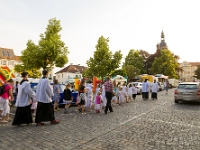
[78,64,80,66]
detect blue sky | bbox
[1,0,200,73]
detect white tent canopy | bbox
[111,75,127,84]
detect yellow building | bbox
[179,61,200,82]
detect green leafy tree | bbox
[14,64,41,78]
[151,49,179,78]
[19,18,69,71]
[123,49,144,74]
[86,36,123,80]
[82,68,95,79]
[195,65,200,79]
[110,69,127,77]
[123,65,140,82]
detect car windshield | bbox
[178,84,198,89]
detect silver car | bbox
[174,82,200,103]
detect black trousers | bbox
[132,94,137,100]
[105,92,113,113]
[142,92,149,99]
[151,92,157,99]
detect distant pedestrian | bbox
[127,84,133,102]
[12,72,36,126]
[151,80,159,100]
[35,70,60,126]
[118,86,125,105]
[77,79,87,114]
[63,83,73,114]
[52,79,60,112]
[164,79,169,94]
[132,84,137,100]
[0,79,14,123]
[142,79,149,100]
[95,91,102,113]
[104,76,114,114]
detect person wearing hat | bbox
[12,72,36,126]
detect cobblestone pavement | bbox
[1,89,200,150]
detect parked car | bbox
[128,82,142,94]
[30,83,78,106]
[174,82,200,103]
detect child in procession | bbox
[118,87,125,105]
[132,84,137,100]
[127,84,133,102]
[95,91,102,113]
[63,83,73,114]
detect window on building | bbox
[1,60,6,65]
[2,51,6,56]
[7,51,10,56]
[58,75,60,78]
[79,75,81,78]
[8,61,14,66]
[62,74,63,78]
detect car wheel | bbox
[175,100,179,103]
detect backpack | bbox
[0,84,7,95]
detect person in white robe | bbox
[101,84,107,109]
[12,72,35,126]
[85,83,93,111]
[35,70,60,126]
[142,79,149,100]
[151,80,159,100]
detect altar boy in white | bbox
[35,70,60,126]
[151,80,159,100]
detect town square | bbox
[1,0,200,150]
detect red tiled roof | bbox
[55,64,87,74]
[188,62,200,66]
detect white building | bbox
[55,63,87,84]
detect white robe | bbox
[15,81,35,107]
[36,78,54,103]
[142,82,149,92]
[151,82,158,93]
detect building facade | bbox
[55,64,87,84]
[0,47,22,77]
[179,61,200,82]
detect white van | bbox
[168,79,179,88]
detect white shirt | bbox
[15,81,35,107]
[122,86,127,93]
[142,82,149,92]
[36,78,54,103]
[151,82,158,93]
[128,87,132,94]
[132,87,137,94]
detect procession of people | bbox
[0,72,167,126]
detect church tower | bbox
[156,30,168,50]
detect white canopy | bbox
[111,75,127,83]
